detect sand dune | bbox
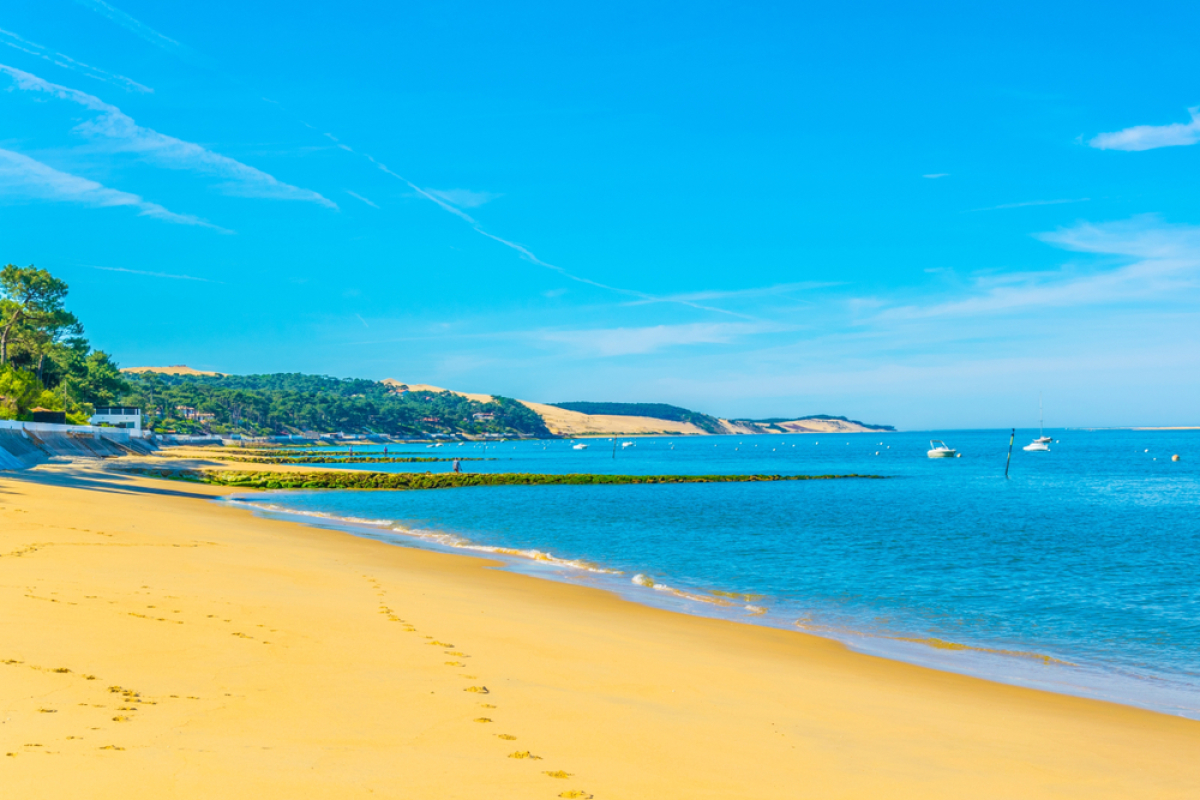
[518,400,706,436]
[122,365,223,377]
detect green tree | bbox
[0,365,47,420]
[0,264,73,368]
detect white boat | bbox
[621,441,634,448]
[1023,395,1052,452]
[927,440,957,458]
[572,443,588,450]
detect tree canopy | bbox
[122,372,552,437]
[0,263,128,422]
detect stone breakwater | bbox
[116,467,885,490]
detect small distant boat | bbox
[573,443,588,450]
[927,440,957,458]
[1024,394,1052,452]
[621,441,634,448]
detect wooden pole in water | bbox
[1005,428,1015,478]
[612,438,618,459]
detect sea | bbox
[224,428,1200,718]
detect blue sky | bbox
[2,1,1198,429]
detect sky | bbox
[2,0,1198,429]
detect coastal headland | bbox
[2,462,1197,799]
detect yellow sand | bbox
[2,464,1197,799]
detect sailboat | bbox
[1023,395,1051,452]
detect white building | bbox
[90,406,143,432]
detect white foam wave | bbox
[229,497,620,575]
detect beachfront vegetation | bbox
[550,402,726,434]
[121,372,552,438]
[0,264,128,422]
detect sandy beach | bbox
[2,463,1198,799]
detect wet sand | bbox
[2,463,1197,799]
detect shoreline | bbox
[230,492,1200,721]
[3,462,1198,797]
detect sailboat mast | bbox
[1039,393,1044,438]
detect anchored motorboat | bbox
[927,440,958,458]
[572,443,589,450]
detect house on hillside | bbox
[472,413,496,422]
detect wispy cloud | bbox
[0,147,228,231]
[923,173,949,179]
[0,27,150,93]
[324,143,750,316]
[73,0,181,51]
[89,265,223,282]
[345,190,379,208]
[1088,107,1200,151]
[625,281,841,307]
[0,63,336,208]
[427,188,501,209]
[967,198,1090,213]
[874,215,1200,321]
[544,322,787,357]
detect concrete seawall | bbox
[0,421,156,470]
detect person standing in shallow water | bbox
[452,459,461,474]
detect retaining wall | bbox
[0,420,157,471]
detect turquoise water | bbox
[228,429,1200,717]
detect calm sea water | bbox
[227,429,1200,717]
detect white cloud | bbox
[967,198,1090,213]
[544,322,787,357]
[625,281,841,307]
[0,26,151,92]
[345,190,379,208]
[0,147,228,231]
[73,0,180,51]
[426,188,501,209]
[348,146,749,316]
[0,63,336,208]
[1088,107,1200,151]
[90,265,223,282]
[875,216,1200,321]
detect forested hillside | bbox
[122,372,552,437]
